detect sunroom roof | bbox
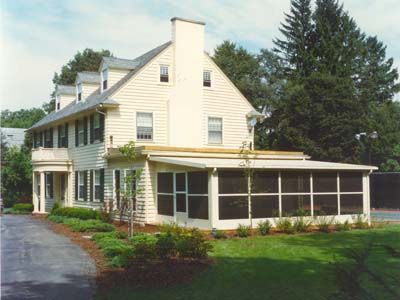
[148,156,378,171]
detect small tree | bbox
[239,141,255,232]
[118,141,144,237]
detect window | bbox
[281,172,310,193]
[208,117,222,144]
[77,83,82,101]
[44,129,53,148]
[157,173,174,216]
[218,171,248,220]
[136,112,153,140]
[78,120,84,145]
[203,71,211,87]
[102,69,108,91]
[59,123,68,148]
[175,173,186,213]
[79,171,85,200]
[94,114,100,141]
[313,172,337,193]
[94,170,101,201]
[160,65,169,82]
[282,195,311,216]
[45,172,53,198]
[57,102,60,110]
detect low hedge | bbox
[13,203,34,212]
[95,237,134,259]
[47,215,115,232]
[51,207,100,220]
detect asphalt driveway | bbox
[1,215,96,300]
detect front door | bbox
[60,174,66,206]
[175,173,187,225]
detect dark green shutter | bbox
[90,114,94,144]
[90,170,93,201]
[100,168,105,202]
[40,131,43,147]
[83,117,88,145]
[58,125,61,148]
[65,123,69,147]
[49,128,53,148]
[99,113,105,142]
[83,171,88,201]
[75,120,79,146]
[49,173,53,198]
[75,171,78,200]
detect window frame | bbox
[94,170,101,201]
[208,116,223,144]
[159,65,169,83]
[136,112,153,141]
[101,69,108,91]
[78,119,84,145]
[78,171,85,200]
[93,113,101,141]
[77,83,82,102]
[203,70,211,87]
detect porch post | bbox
[209,169,219,229]
[40,172,46,213]
[32,172,39,213]
[67,171,73,207]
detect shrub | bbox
[353,214,368,229]
[129,234,158,259]
[108,255,128,268]
[51,201,60,213]
[314,215,334,233]
[276,218,295,234]
[293,217,312,233]
[156,232,177,259]
[52,207,100,220]
[68,219,115,232]
[176,229,213,258]
[335,220,352,231]
[236,224,251,237]
[96,238,134,258]
[212,229,227,239]
[47,215,67,223]
[158,222,185,235]
[92,231,127,242]
[13,203,33,212]
[257,220,272,236]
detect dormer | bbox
[75,71,100,102]
[99,57,138,92]
[55,85,75,111]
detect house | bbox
[1,128,26,148]
[28,17,377,229]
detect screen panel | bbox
[157,194,173,216]
[188,196,208,219]
[176,193,186,212]
[340,194,363,214]
[252,195,279,218]
[157,173,173,193]
[281,172,310,193]
[219,196,248,220]
[282,195,311,216]
[313,172,337,193]
[218,171,247,194]
[252,171,279,193]
[313,194,338,215]
[188,171,208,194]
[340,172,363,192]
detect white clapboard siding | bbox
[202,53,254,148]
[108,69,130,87]
[105,45,173,148]
[82,83,99,100]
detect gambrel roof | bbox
[29,41,171,131]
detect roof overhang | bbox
[148,156,378,171]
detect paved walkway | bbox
[1,215,96,300]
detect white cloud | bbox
[1,0,399,110]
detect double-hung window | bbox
[102,69,108,91]
[208,117,222,144]
[45,129,52,147]
[77,83,82,101]
[136,112,153,140]
[78,120,84,145]
[60,124,66,147]
[94,170,101,201]
[160,65,169,82]
[78,171,85,200]
[203,71,211,87]
[93,114,100,141]
[45,172,53,198]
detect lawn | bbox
[98,225,400,300]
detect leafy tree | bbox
[1,146,32,207]
[1,108,46,129]
[43,48,112,113]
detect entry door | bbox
[175,173,187,225]
[60,174,66,204]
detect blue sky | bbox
[1,0,399,110]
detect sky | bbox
[1,0,399,111]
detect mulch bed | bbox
[32,215,214,292]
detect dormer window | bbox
[203,70,211,87]
[160,65,169,82]
[101,69,108,91]
[77,83,82,101]
[56,95,61,111]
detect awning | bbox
[148,156,378,171]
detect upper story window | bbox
[136,112,153,140]
[203,71,211,87]
[160,65,169,83]
[102,69,108,91]
[208,117,223,144]
[58,123,68,148]
[93,113,100,140]
[44,128,53,148]
[78,119,84,145]
[77,83,82,101]
[56,95,61,110]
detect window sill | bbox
[157,82,172,87]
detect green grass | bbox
[98,225,400,300]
